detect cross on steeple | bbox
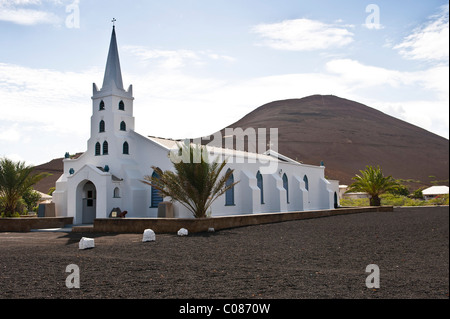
[111,18,116,27]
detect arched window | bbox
[120,121,126,131]
[225,169,234,206]
[123,141,129,155]
[113,187,120,198]
[283,173,289,203]
[256,171,264,204]
[103,141,108,155]
[334,192,338,209]
[119,100,125,111]
[303,175,309,191]
[150,170,163,208]
[99,100,105,110]
[95,142,101,156]
[99,120,105,132]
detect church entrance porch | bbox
[78,181,97,224]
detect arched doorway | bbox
[82,181,97,224]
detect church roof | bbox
[102,26,124,91]
[146,136,302,165]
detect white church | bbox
[52,26,339,224]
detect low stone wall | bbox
[93,206,393,234]
[0,217,73,232]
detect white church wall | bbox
[263,173,285,213]
[292,175,306,211]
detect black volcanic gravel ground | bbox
[0,206,448,300]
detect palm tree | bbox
[346,165,400,206]
[142,142,238,218]
[0,158,51,217]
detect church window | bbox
[283,173,289,203]
[334,192,338,209]
[120,121,126,131]
[150,170,163,208]
[113,187,120,198]
[103,141,108,155]
[225,169,235,206]
[123,141,129,155]
[119,100,125,111]
[99,100,105,110]
[99,120,105,132]
[256,171,264,204]
[303,175,309,191]
[95,142,101,156]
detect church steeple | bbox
[89,22,135,161]
[101,25,124,91]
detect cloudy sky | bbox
[0,0,448,165]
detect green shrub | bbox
[340,197,370,207]
[427,194,449,206]
[381,194,424,206]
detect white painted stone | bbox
[177,228,188,236]
[79,237,95,250]
[208,227,215,232]
[142,229,156,242]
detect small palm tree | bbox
[346,165,400,206]
[142,142,238,218]
[0,158,50,217]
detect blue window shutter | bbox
[99,120,105,132]
[283,173,289,203]
[123,141,129,154]
[95,142,101,156]
[151,171,163,208]
[225,170,234,206]
[303,175,309,191]
[257,171,264,204]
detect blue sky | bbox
[0,0,448,165]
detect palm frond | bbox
[142,143,239,218]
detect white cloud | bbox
[251,18,354,51]
[325,59,418,88]
[122,46,235,70]
[0,123,21,142]
[0,8,60,25]
[325,59,449,98]
[0,62,98,135]
[0,0,67,25]
[394,5,449,62]
[0,0,42,5]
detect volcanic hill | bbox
[206,94,449,187]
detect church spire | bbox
[101,23,124,91]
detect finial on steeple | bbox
[112,18,116,27]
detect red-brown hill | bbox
[207,94,449,188]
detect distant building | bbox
[339,185,370,200]
[52,26,339,224]
[422,186,449,200]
